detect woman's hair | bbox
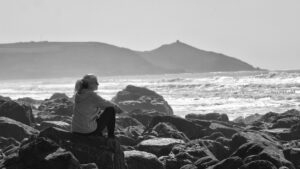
[74,74,98,94]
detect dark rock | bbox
[112,85,173,115]
[203,132,225,140]
[123,126,144,139]
[283,148,300,169]
[127,109,164,126]
[163,156,191,169]
[0,117,39,141]
[194,156,219,169]
[124,150,164,169]
[152,122,190,142]
[0,100,34,126]
[185,113,229,122]
[38,127,126,169]
[239,160,277,169]
[209,122,238,138]
[36,113,72,123]
[137,138,184,157]
[145,115,209,139]
[116,115,145,129]
[208,156,243,169]
[233,114,262,125]
[180,164,197,169]
[117,135,139,146]
[16,97,42,107]
[49,93,69,100]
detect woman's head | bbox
[74,74,99,93]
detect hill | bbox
[0,41,258,79]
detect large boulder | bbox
[112,85,173,115]
[0,100,35,126]
[208,156,243,169]
[152,122,190,142]
[116,115,145,129]
[127,109,164,127]
[2,137,82,169]
[239,160,277,169]
[0,117,39,141]
[124,150,164,169]
[37,127,126,169]
[185,113,229,122]
[137,138,185,157]
[49,93,70,100]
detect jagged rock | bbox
[185,113,229,122]
[239,160,277,169]
[0,117,39,141]
[112,85,173,115]
[16,97,42,107]
[283,148,300,169]
[209,122,238,138]
[37,120,71,131]
[232,142,295,169]
[49,93,70,100]
[116,115,145,129]
[38,98,74,117]
[0,100,35,126]
[117,135,139,146]
[123,126,144,139]
[127,109,164,126]
[194,156,219,169]
[124,150,164,169]
[37,127,126,169]
[152,122,190,142]
[145,115,210,139]
[36,113,72,123]
[208,156,243,169]
[233,114,262,125]
[203,132,225,140]
[137,138,185,157]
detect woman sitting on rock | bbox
[71,74,124,139]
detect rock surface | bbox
[124,150,164,169]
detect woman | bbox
[71,74,123,138]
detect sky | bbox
[0,0,299,70]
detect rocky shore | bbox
[0,85,300,169]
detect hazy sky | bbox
[0,0,299,70]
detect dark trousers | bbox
[74,107,116,138]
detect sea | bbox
[1,70,300,120]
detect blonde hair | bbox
[74,74,98,94]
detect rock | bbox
[116,115,145,129]
[209,122,238,138]
[208,156,243,169]
[163,156,192,169]
[0,117,39,141]
[16,97,42,107]
[194,156,219,169]
[185,113,229,122]
[239,160,277,169]
[127,109,164,126]
[124,150,164,169]
[2,137,82,169]
[37,120,71,131]
[203,132,225,140]
[233,114,262,125]
[145,115,209,139]
[0,100,34,126]
[117,135,139,146]
[123,126,144,139]
[38,98,74,117]
[283,148,300,169]
[137,138,185,157]
[38,127,126,169]
[180,164,197,169]
[271,109,300,129]
[36,113,72,123]
[112,85,173,115]
[49,93,70,100]
[152,122,190,142]
[232,142,295,169]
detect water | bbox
[1,70,300,120]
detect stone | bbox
[194,156,219,169]
[112,85,173,115]
[49,93,70,100]
[283,148,300,169]
[0,100,34,126]
[145,115,209,139]
[137,138,185,157]
[127,109,164,126]
[37,120,71,131]
[208,156,243,169]
[239,160,277,169]
[180,164,197,169]
[152,122,189,142]
[38,98,74,117]
[124,150,164,169]
[81,163,99,169]
[0,117,39,141]
[116,115,145,129]
[38,127,126,169]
